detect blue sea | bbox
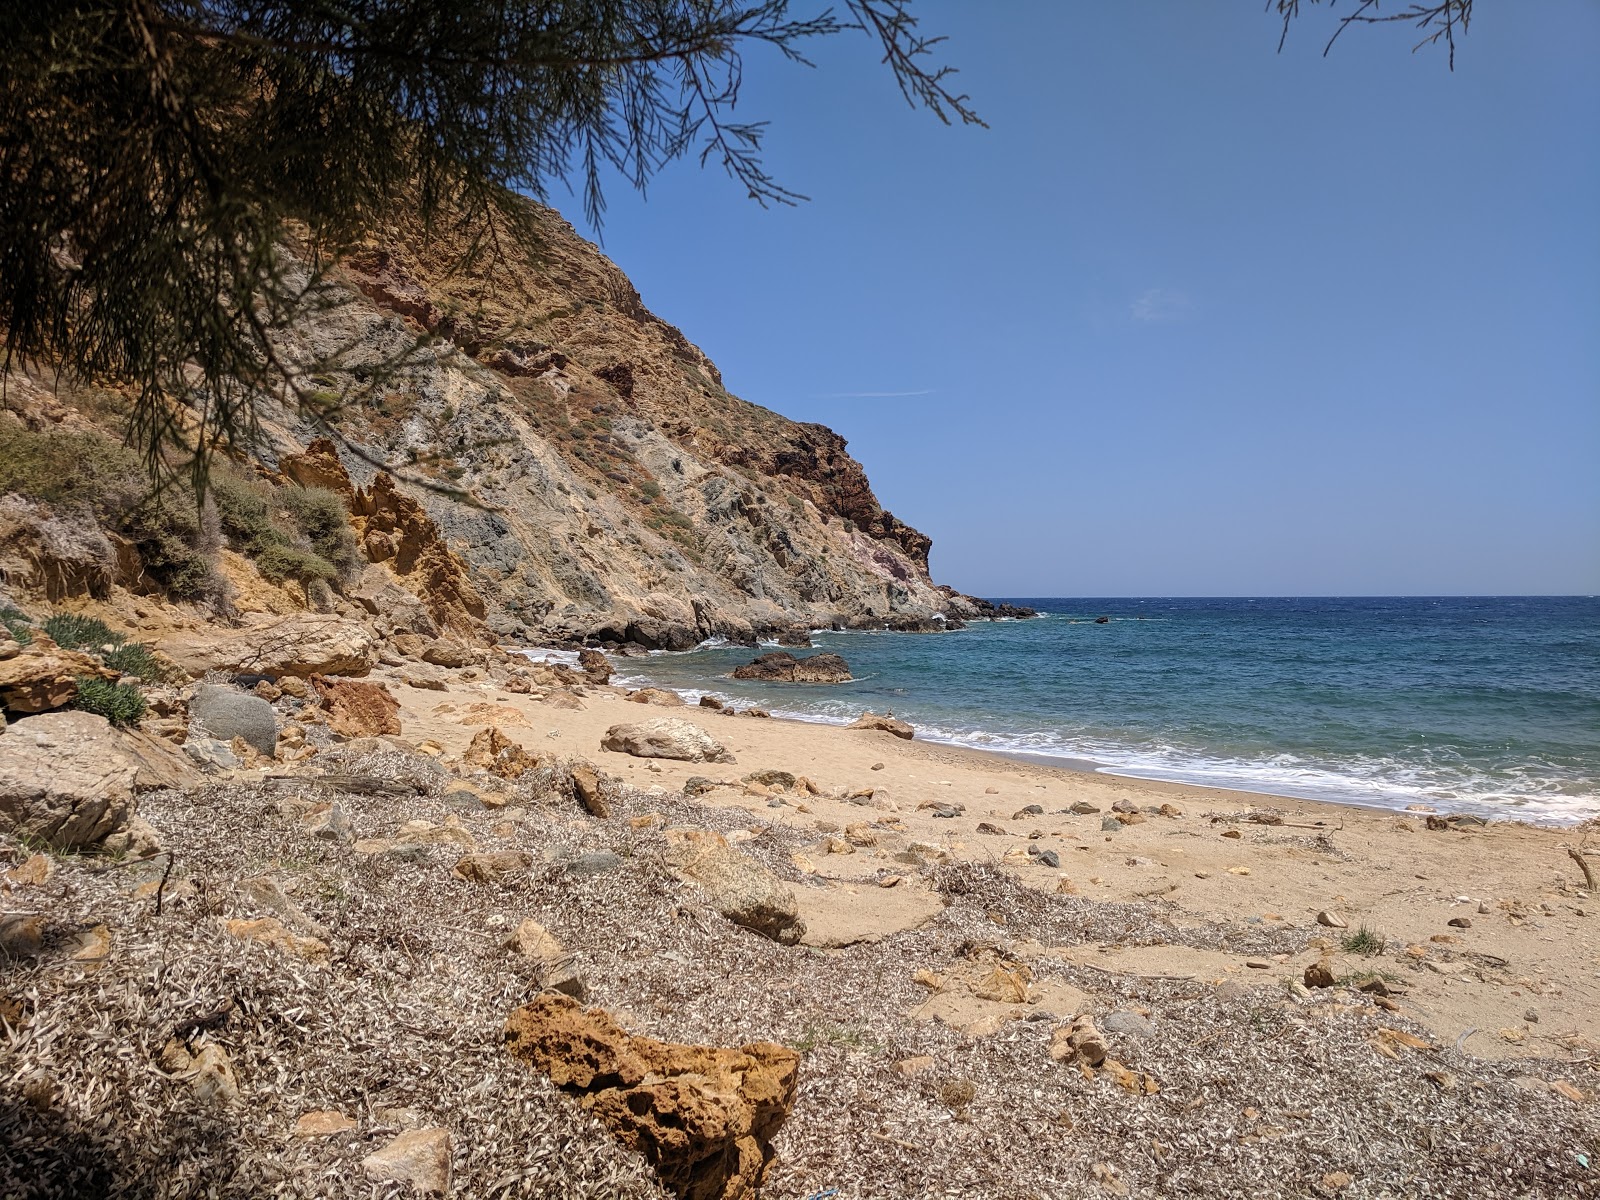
[574,597,1600,827]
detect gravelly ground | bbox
[3,745,1596,1199]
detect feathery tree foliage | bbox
[1,1,1471,492]
[1,1,981,490]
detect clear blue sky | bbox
[565,2,1600,597]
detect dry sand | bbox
[6,666,1598,1199]
[394,669,1600,1065]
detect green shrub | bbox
[43,613,123,651]
[210,469,279,555]
[278,486,361,580]
[72,676,147,725]
[0,425,220,602]
[255,543,339,584]
[0,605,32,645]
[211,469,352,587]
[101,641,165,681]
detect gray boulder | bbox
[189,683,277,756]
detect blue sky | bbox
[565,2,1599,597]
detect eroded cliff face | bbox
[1,201,1007,649]
[253,203,989,647]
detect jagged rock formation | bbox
[259,202,1011,647]
[0,200,1026,650]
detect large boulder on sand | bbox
[160,613,378,678]
[0,711,137,848]
[505,993,799,1200]
[849,710,914,740]
[189,683,278,756]
[663,828,805,945]
[730,651,852,683]
[601,718,734,764]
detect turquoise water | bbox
[563,597,1600,825]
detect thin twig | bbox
[1567,847,1596,891]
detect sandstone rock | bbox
[1304,961,1337,989]
[101,814,164,860]
[570,762,610,818]
[313,676,402,738]
[626,687,685,707]
[161,613,378,678]
[698,695,725,710]
[0,711,136,848]
[0,640,113,713]
[730,651,852,683]
[849,711,913,740]
[293,1110,359,1138]
[164,1042,241,1106]
[1316,910,1348,929]
[1050,1014,1107,1067]
[452,850,532,883]
[462,726,537,779]
[361,1127,453,1195]
[578,648,613,683]
[602,718,734,764]
[421,638,476,668]
[225,917,330,964]
[351,471,487,637]
[663,828,805,944]
[189,683,277,756]
[504,994,798,1200]
[0,915,44,958]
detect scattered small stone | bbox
[1035,849,1060,868]
[1316,910,1347,929]
[1304,962,1336,989]
[1221,829,1242,839]
[1447,916,1472,928]
[870,762,885,771]
[565,850,623,878]
[1013,804,1045,819]
[1101,1010,1156,1038]
[294,1110,359,1138]
[894,1055,935,1077]
[976,822,1005,835]
[1068,801,1100,815]
[361,1128,453,1196]
[1245,960,1271,970]
[1100,816,1120,832]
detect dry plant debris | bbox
[0,743,1596,1198]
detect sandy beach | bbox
[392,666,1600,1065]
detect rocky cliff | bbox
[2,200,1024,649]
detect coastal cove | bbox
[588,596,1600,828]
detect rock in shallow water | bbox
[731,651,852,683]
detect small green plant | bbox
[101,641,166,682]
[212,468,354,587]
[791,1021,880,1055]
[0,605,32,645]
[1341,925,1386,956]
[43,613,123,651]
[72,676,147,725]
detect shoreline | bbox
[381,665,1600,1067]
[597,663,1597,830]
